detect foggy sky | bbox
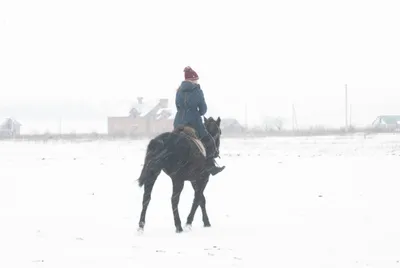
[1,0,400,133]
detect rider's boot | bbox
[201,135,225,176]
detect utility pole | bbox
[349,104,352,128]
[292,103,298,132]
[244,102,248,130]
[59,117,62,136]
[345,84,348,132]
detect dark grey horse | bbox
[137,116,222,233]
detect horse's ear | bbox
[216,117,221,126]
[203,116,208,123]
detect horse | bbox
[136,116,222,233]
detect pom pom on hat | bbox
[184,66,199,81]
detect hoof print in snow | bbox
[156,250,165,253]
[208,252,215,256]
[76,237,84,241]
[36,230,45,238]
[318,195,323,198]
[234,257,242,260]
[204,246,219,251]
[41,158,45,160]
[32,260,44,263]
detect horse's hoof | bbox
[185,224,192,231]
[176,226,184,233]
[137,227,144,234]
[204,223,211,228]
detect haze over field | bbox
[1,0,400,133]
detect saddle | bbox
[173,126,206,157]
[173,126,197,138]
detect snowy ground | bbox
[1,134,400,267]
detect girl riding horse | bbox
[173,66,225,176]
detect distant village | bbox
[1,97,400,139]
[107,97,244,137]
[1,97,244,139]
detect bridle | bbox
[213,129,221,141]
[206,122,222,158]
[206,121,221,140]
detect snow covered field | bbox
[1,134,400,267]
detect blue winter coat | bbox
[173,81,208,138]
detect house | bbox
[220,118,244,135]
[107,97,174,136]
[0,118,22,137]
[372,115,400,131]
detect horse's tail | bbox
[137,137,168,187]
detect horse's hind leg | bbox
[171,180,184,233]
[138,179,156,232]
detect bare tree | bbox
[263,116,285,131]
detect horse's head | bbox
[203,116,222,155]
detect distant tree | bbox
[275,117,283,131]
[263,116,284,131]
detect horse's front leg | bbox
[186,178,210,228]
[171,180,184,233]
[198,190,211,227]
[186,180,201,228]
[198,178,211,227]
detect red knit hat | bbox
[184,66,199,81]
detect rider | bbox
[173,66,225,176]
